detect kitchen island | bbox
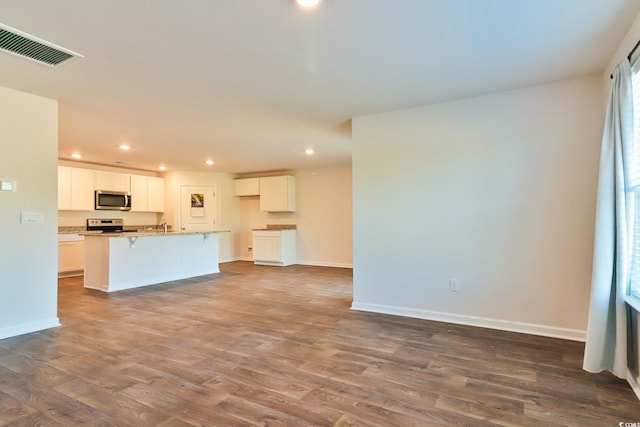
[81,230,228,293]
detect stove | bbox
[87,218,128,233]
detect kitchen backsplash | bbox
[58,210,163,227]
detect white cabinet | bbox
[252,230,296,266]
[233,178,260,196]
[130,175,165,212]
[58,234,84,277]
[259,175,296,212]
[58,166,164,212]
[58,166,95,211]
[147,177,165,212]
[96,171,130,192]
[58,166,71,209]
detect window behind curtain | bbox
[631,59,640,300]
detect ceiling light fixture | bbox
[119,144,131,151]
[206,160,214,166]
[296,0,321,8]
[71,153,82,159]
[159,165,167,171]
[305,148,315,155]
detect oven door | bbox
[95,191,131,211]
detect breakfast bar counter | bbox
[81,230,229,293]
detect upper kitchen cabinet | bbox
[233,178,260,196]
[58,166,71,210]
[259,175,296,212]
[130,174,165,212]
[58,166,96,210]
[147,177,165,212]
[96,171,130,193]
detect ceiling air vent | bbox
[0,23,83,67]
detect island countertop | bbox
[83,230,227,293]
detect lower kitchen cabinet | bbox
[252,230,296,266]
[58,234,84,277]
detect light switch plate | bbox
[21,212,44,224]
[0,180,16,191]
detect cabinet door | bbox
[58,241,84,273]
[265,237,281,262]
[253,236,281,262]
[70,168,96,210]
[147,177,165,212]
[58,166,71,210]
[96,171,130,192]
[259,176,295,212]
[129,174,148,212]
[234,178,260,196]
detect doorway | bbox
[180,186,217,232]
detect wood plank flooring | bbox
[0,261,639,426]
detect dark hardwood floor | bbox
[0,261,638,426]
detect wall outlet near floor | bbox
[248,247,252,253]
[449,278,460,292]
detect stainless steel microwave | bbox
[95,190,131,211]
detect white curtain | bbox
[583,60,635,378]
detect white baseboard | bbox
[0,317,60,340]
[297,260,353,269]
[351,302,586,342]
[220,257,353,269]
[219,257,247,263]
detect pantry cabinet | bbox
[259,175,296,212]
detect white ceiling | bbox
[0,0,638,174]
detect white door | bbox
[180,186,217,232]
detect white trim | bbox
[297,260,353,269]
[628,370,640,401]
[219,257,244,263]
[351,302,586,342]
[0,317,60,340]
[219,257,353,268]
[627,295,640,313]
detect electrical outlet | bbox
[248,247,252,252]
[449,278,460,292]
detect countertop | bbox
[80,230,229,238]
[59,225,170,234]
[252,224,297,231]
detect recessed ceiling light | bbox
[71,153,82,159]
[119,144,131,151]
[296,0,321,7]
[305,148,315,155]
[159,165,167,171]
[205,160,214,166]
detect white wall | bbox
[0,85,59,339]
[238,165,352,268]
[352,75,603,340]
[163,170,242,262]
